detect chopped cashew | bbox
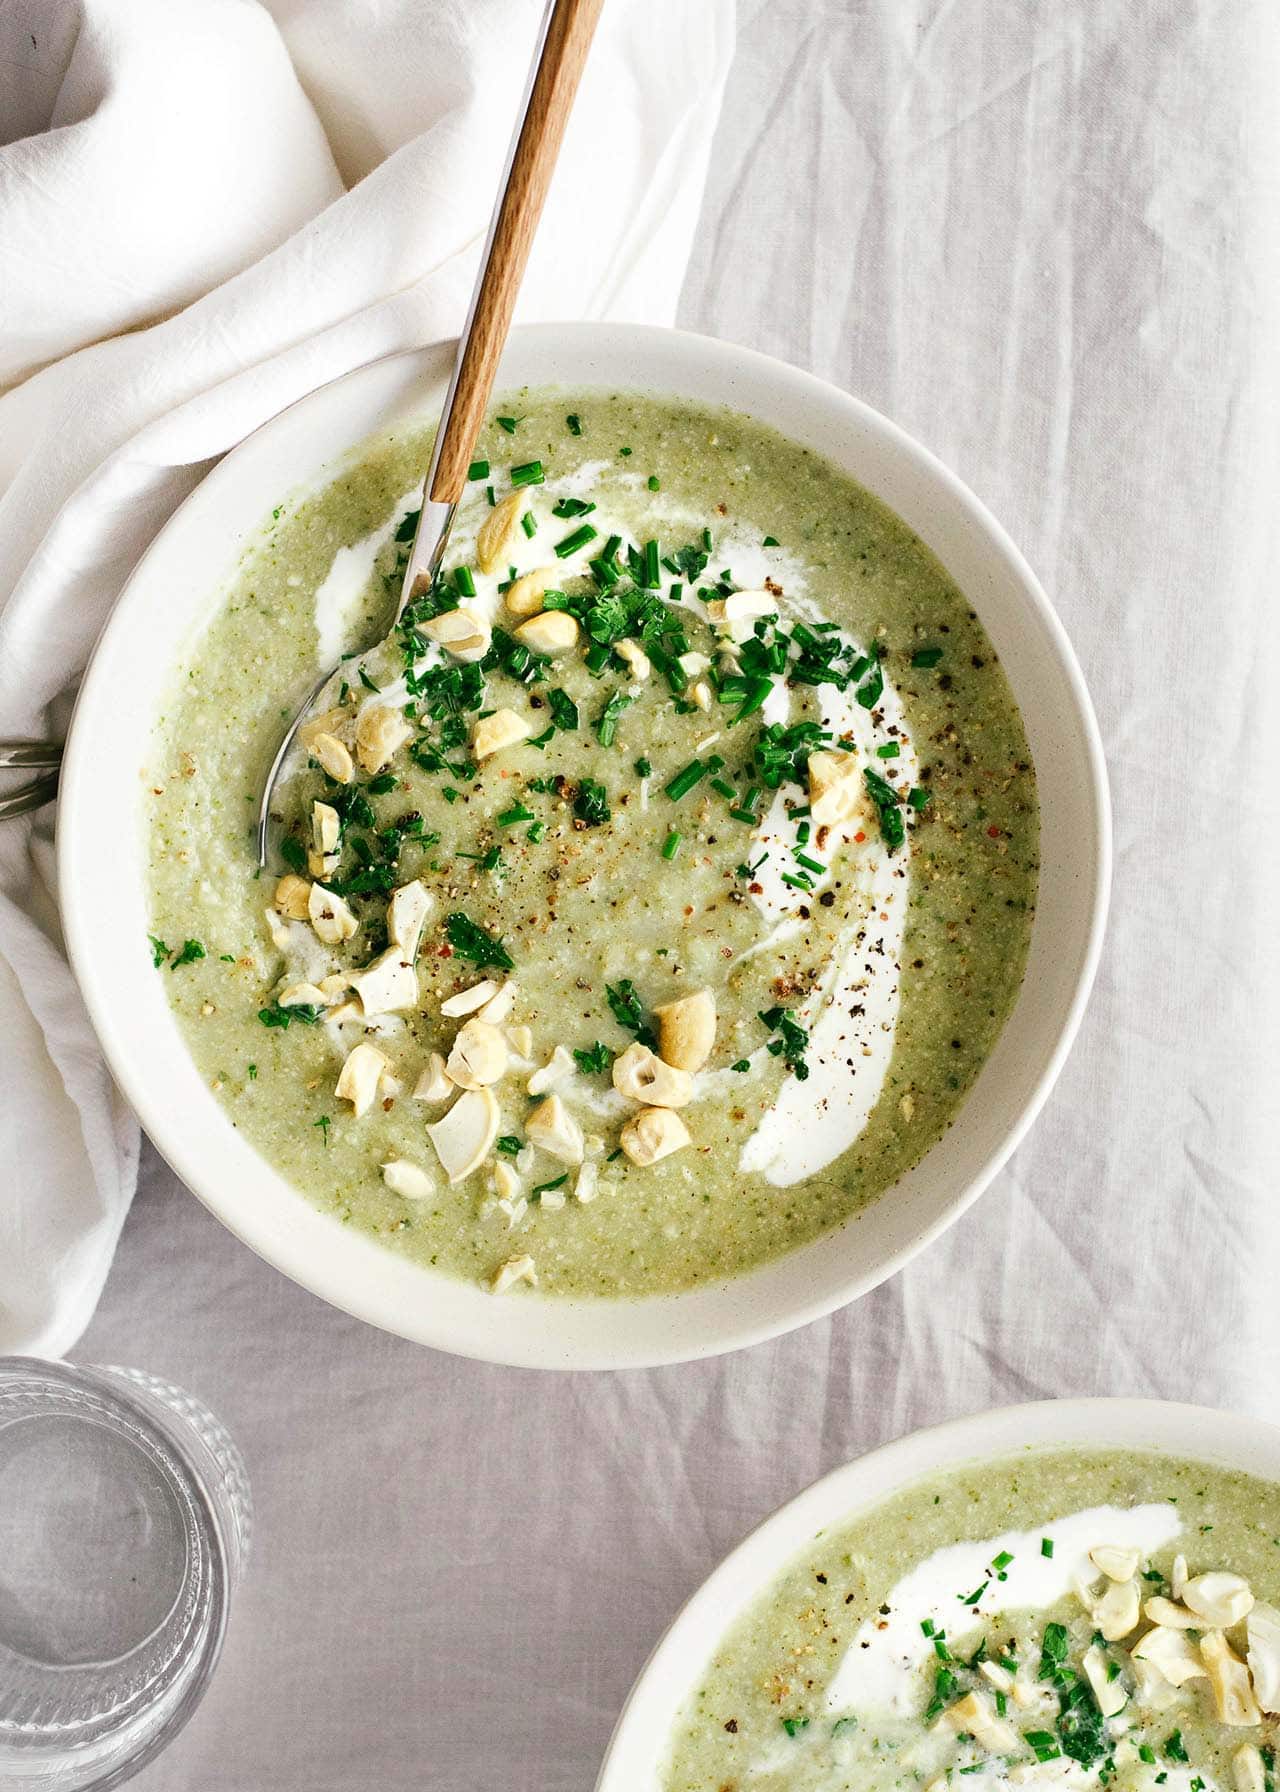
[274,874,312,919]
[807,748,867,829]
[1172,1554,1189,1601]
[935,1692,1018,1753]
[706,588,776,644]
[1093,1576,1141,1641]
[355,704,413,775]
[473,707,531,760]
[312,801,341,853]
[412,1053,452,1102]
[612,1042,693,1109]
[575,1161,599,1204]
[1236,1747,1267,1792]
[524,1093,584,1165]
[348,947,418,1015]
[1130,1655,1183,1712]
[504,566,558,618]
[1183,1572,1255,1629]
[278,981,328,1009]
[335,1041,389,1117]
[310,731,355,783]
[513,610,579,656]
[1090,1544,1141,1583]
[1246,1603,1280,1712]
[308,881,358,946]
[1144,1596,1203,1630]
[299,706,350,750]
[506,1023,533,1058]
[423,605,491,662]
[476,490,523,573]
[1132,1624,1207,1687]
[493,1160,522,1202]
[475,980,517,1025]
[978,1659,1015,1695]
[426,1087,500,1183]
[615,638,651,679]
[440,978,499,1018]
[691,679,712,711]
[1200,1630,1263,1726]
[381,1159,434,1200]
[654,988,717,1072]
[527,1044,576,1096]
[446,1019,509,1089]
[488,1253,537,1295]
[387,880,433,958]
[619,1106,690,1166]
[678,651,710,677]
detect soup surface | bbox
[662,1448,1280,1792]
[146,391,1037,1296]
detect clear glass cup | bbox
[0,1358,251,1789]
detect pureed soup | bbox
[662,1449,1280,1792]
[145,391,1037,1297]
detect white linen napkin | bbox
[0,0,736,1356]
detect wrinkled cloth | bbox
[71,2,1280,1789]
[0,0,736,1355]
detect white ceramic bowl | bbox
[595,1397,1280,1789]
[59,323,1109,1369]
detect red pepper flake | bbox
[853,830,867,844]
[986,825,1002,838]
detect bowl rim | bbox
[593,1395,1280,1789]
[58,320,1111,1369]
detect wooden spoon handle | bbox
[429,0,605,503]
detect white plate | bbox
[59,323,1110,1369]
[595,1397,1280,1789]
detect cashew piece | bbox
[654,988,716,1072]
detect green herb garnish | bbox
[148,934,170,968]
[445,911,514,971]
[170,938,206,969]
[573,1043,613,1076]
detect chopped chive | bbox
[762,534,779,547]
[496,416,521,434]
[497,803,536,827]
[486,485,496,506]
[566,413,582,435]
[453,565,477,597]
[468,458,490,481]
[520,511,537,538]
[551,497,595,518]
[781,872,812,892]
[793,850,825,876]
[728,807,758,824]
[496,1134,521,1156]
[596,689,632,747]
[665,759,709,801]
[527,820,545,842]
[510,460,544,488]
[531,1172,569,1199]
[710,777,736,799]
[555,523,598,559]
[876,741,900,758]
[641,540,660,588]
[732,1059,751,1072]
[908,786,932,810]
[992,1550,1014,1571]
[619,445,633,457]
[795,821,810,845]
[358,667,381,691]
[912,646,944,668]
[661,830,681,861]
[647,474,660,491]
[1041,1538,1054,1558]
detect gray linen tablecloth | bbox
[77,2,1280,1785]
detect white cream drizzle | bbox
[825,1502,1183,1717]
[313,486,421,668]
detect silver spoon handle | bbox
[0,739,63,770]
[0,770,59,819]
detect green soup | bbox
[663,1449,1280,1792]
[146,391,1037,1296]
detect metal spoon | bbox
[255,0,603,868]
[0,740,61,820]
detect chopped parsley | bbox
[780,1717,809,1738]
[148,934,170,968]
[606,979,657,1050]
[758,1005,809,1080]
[445,911,514,971]
[170,938,206,969]
[573,779,611,827]
[573,1043,613,1076]
[257,1001,320,1028]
